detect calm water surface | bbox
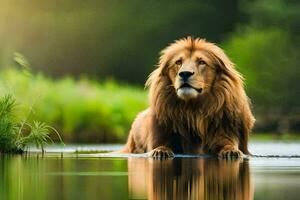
[1,142,300,200]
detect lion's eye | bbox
[175,59,182,66]
[198,60,206,65]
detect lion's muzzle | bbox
[179,71,194,82]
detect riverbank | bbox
[250,133,300,142]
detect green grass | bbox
[0,95,20,153]
[0,95,62,153]
[250,133,300,142]
[0,68,148,143]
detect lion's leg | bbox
[209,135,243,159]
[122,109,177,158]
[147,117,178,158]
[148,133,176,158]
[149,146,175,158]
[218,144,243,159]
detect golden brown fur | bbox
[122,37,255,158]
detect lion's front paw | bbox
[218,149,243,159]
[149,146,174,159]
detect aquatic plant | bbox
[0,95,20,153]
[0,95,63,153]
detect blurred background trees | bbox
[0,0,243,83]
[225,0,300,133]
[0,0,299,142]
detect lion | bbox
[121,37,255,158]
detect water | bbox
[1,142,300,200]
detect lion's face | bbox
[148,37,241,103]
[166,49,217,101]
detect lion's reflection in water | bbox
[128,158,253,200]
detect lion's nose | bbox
[179,71,194,82]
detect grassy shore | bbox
[0,69,148,143]
[250,133,300,142]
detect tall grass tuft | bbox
[0,95,63,153]
[0,95,20,153]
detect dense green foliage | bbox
[0,95,62,153]
[225,28,299,108]
[223,0,300,132]
[0,69,148,143]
